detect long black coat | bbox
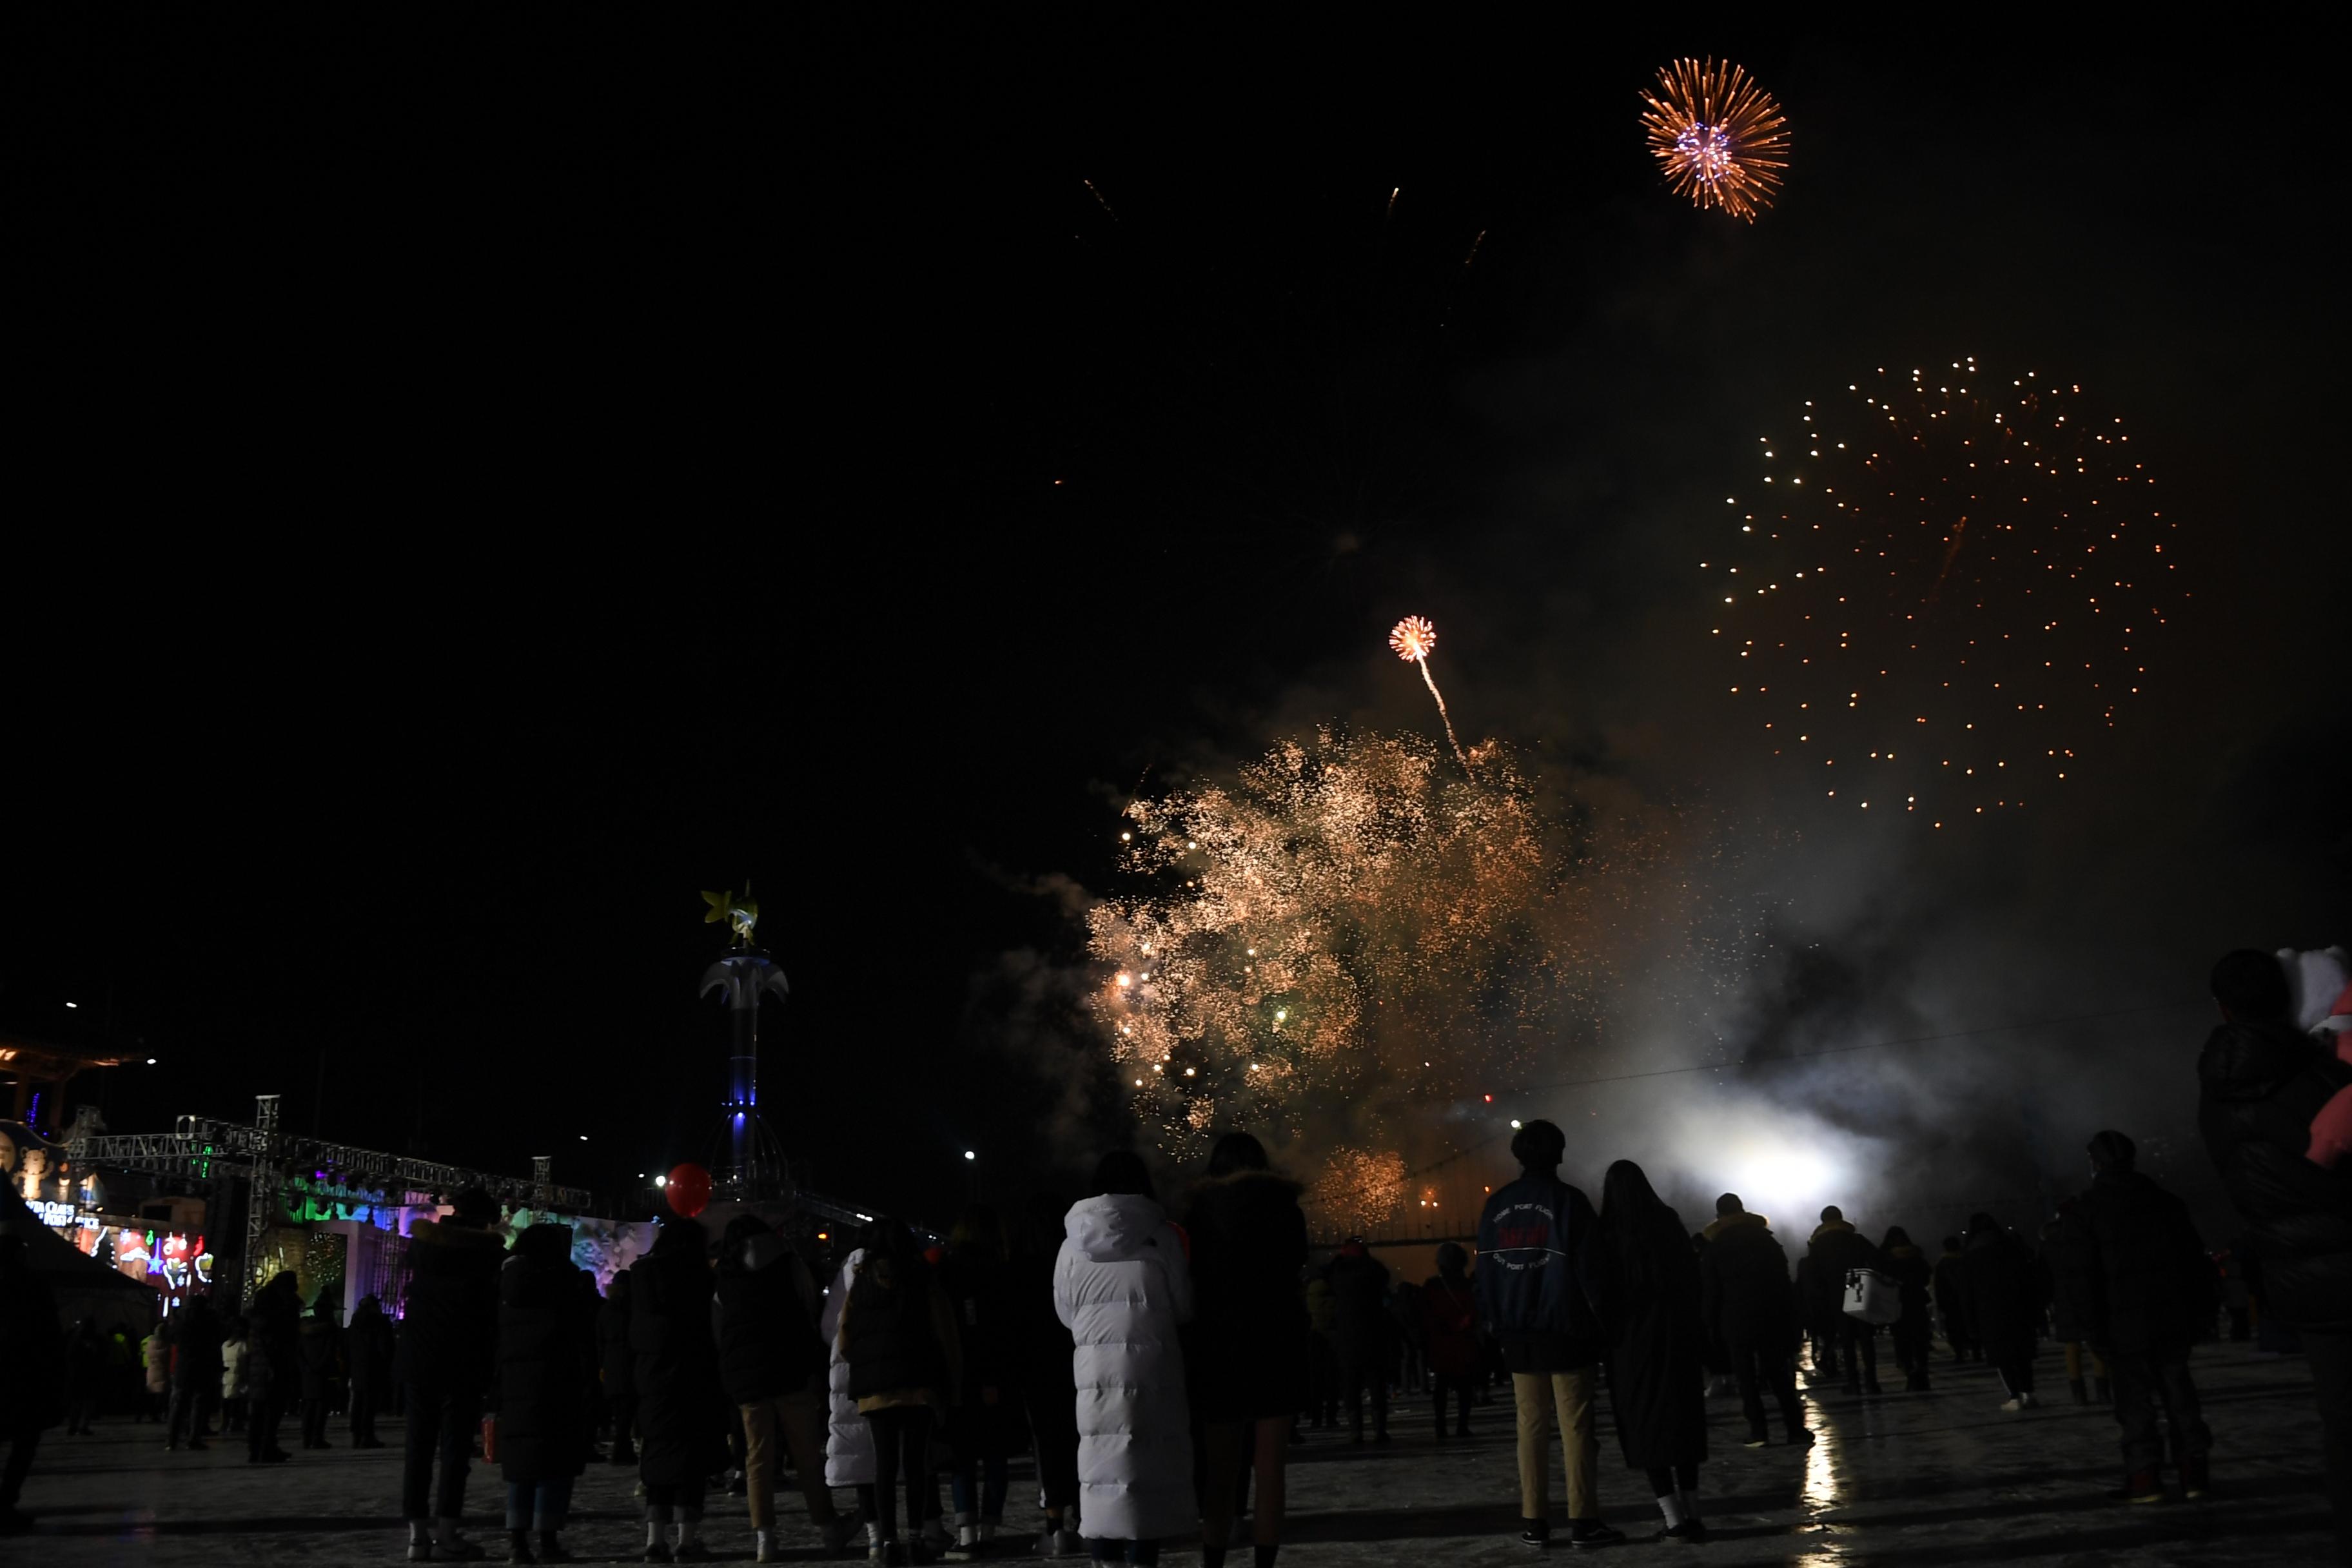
[1700,1213,1798,1352]
[0,1244,66,1435]
[1880,1244,1932,1324]
[401,1219,506,1394]
[168,1298,226,1391]
[1931,1252,1972,1342]
[245,1275,302,1397]
[629,1239,732,1485]
[295,1316,338,1400]
[1326,1247,1393,1364]
[714,1234,827,1406]
[598,1273,635,1404]
[2070,1170,2213,1355]
[1805,1222,1885,1326]
[346,1298,395,1404]
[1184,1171,1310,1422]
[1606,1203,1708,1470]
[498,1225,596,1484]
[1960,1228,2043,1360]
[2199,1019,2352,1333]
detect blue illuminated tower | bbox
[698,890,792,1200]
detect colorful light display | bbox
[1640,58,1790,221]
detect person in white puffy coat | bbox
[820,1247,878,1496]
[1054,1152,1194,1563]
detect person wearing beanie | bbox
[2065,1130,2214,1504]
[1475,1120,1624,1550]
[2200,946,2352,1556]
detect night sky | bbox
[10,15,2344,1231]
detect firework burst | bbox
[1640,59,1790,221]
[1389,615,1467,765]
[1709,360,2178,823]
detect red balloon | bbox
[665,1162,712,1219]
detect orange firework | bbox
[1388,616,1465,764]
[1640,58,1789,222]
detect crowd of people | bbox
[1,943,2347,1561]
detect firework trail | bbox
[1084,178,1117,220]
[1386,185,1401,222]
[1464,229,1487,269]
[1708,360,2178,823]
[1639,58,1790,221]
[1389,615,1467,765]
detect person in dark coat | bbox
[1389,1280,1428,1395]
[1423,1244,1480,1440]
[347,1295,395,1448]
[497,1222,594,1563]
[1805,1207,1886,1395]
[598,1270,638,1465]
[399,1188,507,1560]
[939,1204,1017,1560]
[631,1217,730,1563]
[1932,1237,1977,1363]
[1961,1213,2044,1409]
[1877,1228,1934,1392]
[841,1217,961,1563]
[2041,1209,2109,1407]
[296,1298,340,1449]
[1184,1132,1309,1568]
[1011,1195,1082,1556]
[245,1270,302,1465]
[1792,1253,1835,1382]
[2199,948,2352,1557]
[714,1212,848,1563]
[1474,1119,1622,1551]
[1600,1161,1709,1542]
[0,1235,66,1534]
[2069,1130,2215,1502]
[165,1294,226,1450]
[1325,1239,1393,1444]
[1699,1195,1808,1447]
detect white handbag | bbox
[1842,1267,1903,1325]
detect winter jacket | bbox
[1960,1227,2043,1357]
[0,1244,66,1434]
[1183,1170,1309,1422]
[1880,1244,1932,1326]
[840,1251,959,1409]
[1422,1273,1480,1378]
[1475,1171,1611,1371]
[2067,1169,2213,1355]
[245,1276,301,1396]
[629,1235,732,1485]
[219,1337,249,1401]
[1055,1193,1194,1542]
[714,1231,828,1406]
[497,1223,596,1484]
[2200,1019,2352,1332]
[1605,1199,1707,1471]
[820,1250,877,1487]
[1699,1211,1798,1352]
[1325,1244,1394,1363]
[1805,1220,1886,1325]
[400,1219,507,1393]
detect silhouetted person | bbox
[165,1293,225,1449]
[2064,1130,2215,1502]
[842,1217,961,1563]
[1877,1228,1934,1392]
[0,1233,66,1534]
[399,1188,506,1560]
[296,1297,340,1448]
[1932,1236,1977,1363]
[632,1216,732,1562]
[938,1204,1017,1560]
[1961,1213,2044,1410]
[245,1270,302,1464]
[1326,1239,1393,1444]
[219,1318,249,1434]
[1700,1194,1808,1447]
[1424,1244,1481,1440]
[2200,946,2352,1556]
[1185,1131,1309,1568]
[714,1211,848,1562]
[348,1294,395,1447]
[65,1317,103,1435]
[1010,1196,1082,1556]
[1807,1206,1886,1395]
[1602,1161,1709,1542]
[598,1270,638,1465]
[497,1222,595,1563]
[2041,1208,2109,1407]
[1476,1120,1622,1549]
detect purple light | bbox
[1674,122,1734,183]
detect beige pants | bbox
[1513,1369,1598,1523]
[740,1388,836,1531]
